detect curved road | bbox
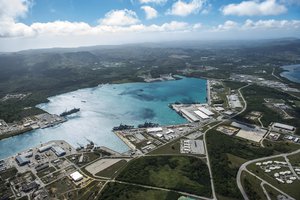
[237,149,300,200]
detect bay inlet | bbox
[0,77,207,159]
[280,64,300,83]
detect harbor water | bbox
[280,64,300,83]
[0,77,207,159]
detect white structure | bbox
[198,107,214,116]
[146,127,163,133]
[180,109,199,122]
[70,171,83,182]
[194,111,209,119]
[215,107,225,112]
[272,123,295,131]
[38,142,56,153]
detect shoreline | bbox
[113,131,136,150]
[0,76,207,159]
[279,64,300,84]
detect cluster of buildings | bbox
[114,124,197,154]
[172,104,216,123]
[180,139,205,155]
[268,122,299,144]
[233,122,267,143]
[0,113,66,138]
[255,160,299,184]
[15,142,67,167]
[227,93,242,109]
[230,74,300,93]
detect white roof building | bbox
[70,171,83,182]
[180,109,199,122]
[273,123,295,131]
[198,107,214,116]
[147,127,163,133]
[194,111,209,119]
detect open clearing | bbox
[85,158,129,175]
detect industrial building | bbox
[180,139,205,154]
[38,142,55,153]
[70,171,83,182]
[180,109,199,122]
[51,145,66,157]
[194,110,209,119]
[15,155,30,166]
[146,127,163,133]
[198,107,214,116]
[35,163,49,172]
[272,123,295,132]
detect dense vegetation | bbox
[116,155,212,197]
[0,39,299,122]
[206,130,274,199]
[238,84,300,134]
[99,182,180,200]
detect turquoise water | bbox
[280,64,300,83]
[0,77,207,159]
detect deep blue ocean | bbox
[0,77,207,159]
[280,64,300,83]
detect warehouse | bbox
[38,142,55,153]
[194,110,209,119]
[198,107,214,116]
[70,171,83,182]
[51,145,66,157]
[272,123,295,132]
[146,127,163,133]
[15,155,30,166]
[180,109,199,122]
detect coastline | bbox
[280,64,300,84]
[207,79,211,105]
[0,76,207,159]
[113,131,136,150]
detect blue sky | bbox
[0,0,299,51]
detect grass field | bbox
[36,166,56,178]
[241,171,267,200]
[0,167,17,180]
[46,177,75,198]
[264,184,284,200]
[116,155,212,197]
[100,182,181,200]
[148,138,182,155]
[287,152,300,167]
[247,158,300,199]
[263,140,300,154]
[63,180,104,200]
[227,153,247,169]
[206,129,273,199]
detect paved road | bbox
[260,182,271,200]
[114,180,213,200]
[201,84,250,200]
[237,149,300,200]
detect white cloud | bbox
[222,0,287,16]
[99,9,140,26]
[193,23,202,29]
[0,0,31,20]
[139,0,167,4]
[0,0,35,37]
[141,6,158,19]
[31,21,92,35]
[215,20,238,31]
[212,19,300,32]
[243,19,300,29]
[166,0,206,17]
